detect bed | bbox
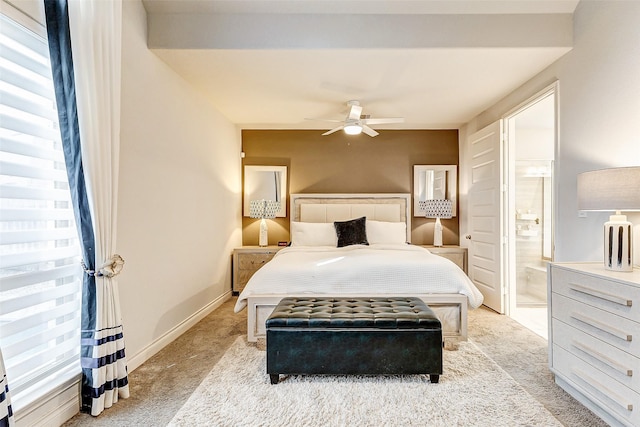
[234,193,483,347]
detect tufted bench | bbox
[266,297,442,384]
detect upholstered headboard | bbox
[290,193,411,242]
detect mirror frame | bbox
[243,165,287,217]
[413,165,457,217]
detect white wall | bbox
[119,0,242,365]
[461,0,640,264]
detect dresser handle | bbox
[573,368,633,412]
[571,313,632,342]
[570,283,632,307]
[572,341,633,377]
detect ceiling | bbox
[142,0,578,131]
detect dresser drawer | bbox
[238,253,276,270]
[552,319,638,391]
[551,267,638,322]
[553,344,639,426]
[552,293,637,355]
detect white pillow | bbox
[290,221,337,246]
[366,220,407,245]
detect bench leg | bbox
[270,374,279,384]
[430,374,439,384]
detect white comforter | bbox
[234,244,484,312]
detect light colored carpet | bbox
[169,337,562,427]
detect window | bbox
[0,11,82,405]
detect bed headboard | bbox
[290,193,412,242]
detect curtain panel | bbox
[0,348,14,427]
[44,0,128,417]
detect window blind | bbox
[0,13,82,398]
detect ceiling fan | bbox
[307,100,405,137]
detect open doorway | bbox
[504,85,556,339]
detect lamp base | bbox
[603,215,633,272]
[259,218,268,247]
[433,217,443,247]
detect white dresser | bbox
[548,262,640,427]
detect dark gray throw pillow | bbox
[334,216,369,247]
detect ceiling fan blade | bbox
[361,125,379,137]
[348,104,363,120]
[305,118,343,123]
[322,125,344,136]
[361,117,405,125]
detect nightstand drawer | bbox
[552,267,638,321]
[238,253,276,270]
[553,344,639,426]
[553,319,638,391]
[232,246,284,293]
[236,270,256,288]
[422,246,467,274]
[552,293,638,355]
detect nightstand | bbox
[422,245,468,274]
[232,246,284,294]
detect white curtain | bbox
[68,0,128,416]
[0,348,14,426]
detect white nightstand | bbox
[421,245,468,274]
[232,246,284,293]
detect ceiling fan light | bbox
[344,124,362,135]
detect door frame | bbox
[501,81,559,316]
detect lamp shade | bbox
[577,166,640,211]
[249,199,280,219]
[577,166,640,272]
[419,199,453,219]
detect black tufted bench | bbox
[266,297,442,384]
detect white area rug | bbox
[169,337,561,426]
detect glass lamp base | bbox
[259,218,269,247]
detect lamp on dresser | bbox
[577,166,640,272]
[419,199,453,247]
[249,199,280,247]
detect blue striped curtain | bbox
[0,348,14,427]
[44,0,128,416]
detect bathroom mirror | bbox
[243,165,287,217]
[413,165,457,217]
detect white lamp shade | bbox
[419,199,453,219]
[577,166,640,212]
[249,199,280,219]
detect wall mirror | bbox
[243,165,287,217]
[413,165,457,217]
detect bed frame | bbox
[245,193,468,348]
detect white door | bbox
[467,121,505,313]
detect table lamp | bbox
[419,199,453,247]
[577,166,640,272]
[249,199,280,247]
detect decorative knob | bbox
[465,235,471,240]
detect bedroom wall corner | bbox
[118,0,242,365]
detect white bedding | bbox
[234,244,484,312]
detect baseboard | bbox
[14,375,81,427]
[127,291,232,372]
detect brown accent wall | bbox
[242,129,459,245]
